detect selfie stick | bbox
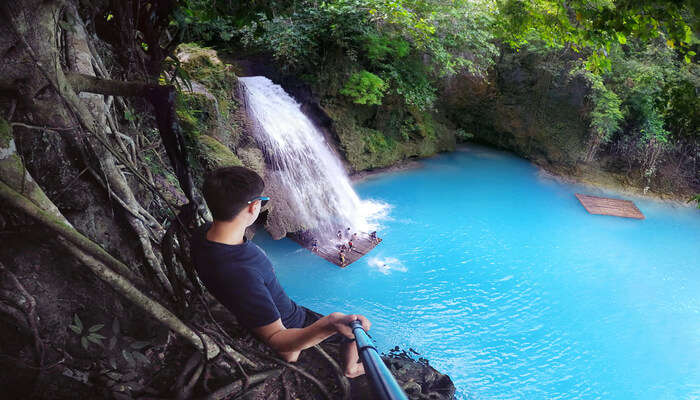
[349,320,408,400]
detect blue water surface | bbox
[253,145,700,400]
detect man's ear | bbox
[246,203,256,215]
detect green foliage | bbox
[572,67,624,143]
[455,129,474,142]
[68,314,106,350]
[567,36,698,179]
[340,70,388,105]
[237,0,497,108]
[172,0,238,42]
[590,82,624,143]
[495,0,697,72]
[689,194,700,208]
[607,39,697,146]
[103,316,152,387]
[0,118,11,148]
[383,58,436,109]
[364,130,396,154]
[364,33,409,63]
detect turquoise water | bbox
[253,145,700,399]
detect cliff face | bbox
[441,48,699,201]
[441,50,591,169]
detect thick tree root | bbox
[0,179,255,367]
[200,369,282,400]
[0,262,43,367]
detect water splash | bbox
[367,257,407,274]
[239,76,387,243]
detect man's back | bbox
[190,223,305,330]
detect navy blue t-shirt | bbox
[190,224,306,330]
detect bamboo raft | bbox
[289,232,382,267]
[575,193,645,219]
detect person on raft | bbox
[339,249,346,266]
[190,166,370,378]
[370,231,378,243]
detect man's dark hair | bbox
[203,166,265,221]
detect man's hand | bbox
[328,312,371,339]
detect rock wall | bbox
[440,48,699,200]
[441,49,591,169]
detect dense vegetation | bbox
[178,0,698,200]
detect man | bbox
[190,166,370,378]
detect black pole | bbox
[350,320,408,400]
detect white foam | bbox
[367,256,407,274]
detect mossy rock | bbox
[176,43,242,146]
[176,92,218,140]
[322,101,455,171]
[196,135,242,171]
[236,145,266,179]
[176,43,238,104]
[0,118,11,149]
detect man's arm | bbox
[253,312,371,360]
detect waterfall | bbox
[239,76,386,245]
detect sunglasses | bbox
[247,196,270,207]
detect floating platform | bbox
[289,232,382,268]
[575,193,645,219]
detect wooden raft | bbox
[289,232,382,268]
[575,193,645,219]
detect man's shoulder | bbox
[189,223,211,252]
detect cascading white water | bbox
[239,76,385,244]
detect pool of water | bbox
[253,145,700,399]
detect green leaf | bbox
[87,336,104,346]
[130,341,150,350]
[74,314,83,331]
[87,333,106,344]
[122,350,135,367]
[81,336,89,350]
[615,32,627,44]
[69,324,82,334]
[684,55,691,64]
[683,25,692,43]
[89,324,104,333]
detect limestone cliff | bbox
[441,48,699,201]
